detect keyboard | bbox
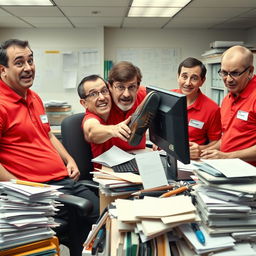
[112,159,139,174]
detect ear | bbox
[200,77,206,86]
[80,99,87,108]
[0,64,6,77]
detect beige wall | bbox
[0,27,251,113]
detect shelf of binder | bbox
[46,104,72,126]
[104,60,113,80]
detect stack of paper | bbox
[0,182,61,250]
[92,169,142,196]
[193,158,256,250]
[115,195,198,242]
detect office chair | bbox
[61,112,97,184]
[53,113,99,255]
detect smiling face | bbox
[0,45,35,98]
[80,77,112,121]
[177,65,205,101]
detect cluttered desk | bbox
[82,86,256,255]
[82,146,256,256]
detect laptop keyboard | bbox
[112,159,139,174]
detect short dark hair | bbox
[108,61,142,86]
[77,74,107,99]
[0,39,31,67]
[178,57,207,79]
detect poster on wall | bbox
[116,47,181,90]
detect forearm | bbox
[199,140,220,151]
[224,145,256,162]
[203,139,221,150]
[49,132,74,164]
[86,124,117,143]
[0,164,17,181]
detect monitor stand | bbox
[165,153,178,182]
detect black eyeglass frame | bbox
[218,66,250,78]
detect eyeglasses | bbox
[218,66,250,78]
[84,87,109,99]
[113,83,138,93]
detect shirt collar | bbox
[0,79,32,104]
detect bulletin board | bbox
[116,47,181,89]
[32,48,101,93]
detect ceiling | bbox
[0,0,256,30]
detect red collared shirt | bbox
[83,111,112,159]
[220,75,256,166]
[172,89,221,145]
[107,86,147,151]
[0,80,68,182]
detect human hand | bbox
[200,149,227,159]
[66,159,80,181]
[189,142,201,160]
[112,116,131,141]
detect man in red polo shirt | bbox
[173,57,221,159]
[0,39,99,253]
[80,62,147,159]
[201,46,256,166]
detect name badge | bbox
[40,114,48,124]
[189,119,204,129]
[237,110,249,121]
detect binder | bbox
[0,236,60,256]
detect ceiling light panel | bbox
[131,0,191,7]
[128,7,181,17]
[0,0,53,5]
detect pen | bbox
[10,179,50,187]
[131,184,174,196]
[191,223,205,245]
[159,186,188,198]
[138,190,169,198]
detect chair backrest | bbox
[61,113,94,180]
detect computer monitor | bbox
[146,85,190,181]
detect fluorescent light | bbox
[128,7,181,17]
[0,0,53,5]
[131,0,191,7]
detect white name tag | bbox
[189,119,204,129]
[237,110,249,121]
[40,114,48,124]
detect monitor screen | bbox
[146,85,190,180]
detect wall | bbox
[0,28,104,114]
[0,27,249,112]
[104,28,247,91]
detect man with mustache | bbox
[0,39,99,254]
[173,57,222,159]
[201,46,256,166]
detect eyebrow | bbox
[14,53,33,62]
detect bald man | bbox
[201,45,256,166]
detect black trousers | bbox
[47,178,99,254]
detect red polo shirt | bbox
[172,89,221,145]
[83,111,112,159]
[220,75,256,166]
[0,80,68,182]
[107,86,147,150]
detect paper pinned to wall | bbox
[116,47,181,89]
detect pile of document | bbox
[0,181,62,250]
[92,168,143,197]
[83,195,198,256]
[193,158,256,255]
